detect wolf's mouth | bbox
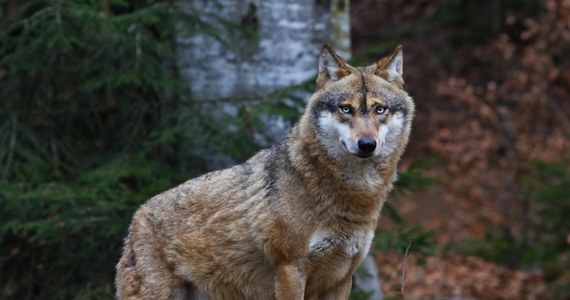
[354,153,373,159]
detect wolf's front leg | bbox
[318,277,352,300]
[275,264,306,299]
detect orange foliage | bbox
[354,0,570,298]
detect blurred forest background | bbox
[1,0,569,299]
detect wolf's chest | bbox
[308,230,374,258]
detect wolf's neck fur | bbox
[285,115,400,216]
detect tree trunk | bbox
[177,0,350,99]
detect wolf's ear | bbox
[316,44,351,89]
[375,45,404,88]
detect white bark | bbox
[177,0,349,99]
[353,254,384,299]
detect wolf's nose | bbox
[357,137,377,154]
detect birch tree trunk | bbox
[177,0,350,99]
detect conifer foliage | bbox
[0,1,226,298]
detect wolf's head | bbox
[306,44,414,162]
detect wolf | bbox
[115,44,415,299]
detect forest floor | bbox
[376,186,547,299]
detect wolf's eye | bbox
[339,105,352,114]
[375,106,387,115]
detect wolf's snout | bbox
[357,137,377,154]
